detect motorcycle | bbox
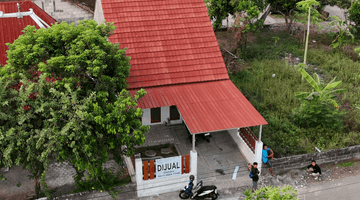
[179,180,219,199]
[186,126,212,144]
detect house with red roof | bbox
[0,1,56,67]
[94,0,268,196]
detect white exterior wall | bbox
[135,150,197,197]
[228,128,254,164]
[94,0,104,25]
[141,106,183,126]
[33,0,93,24]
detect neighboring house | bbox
[94,0,267,165]
[0,1,57,67]
[32,0,93,23]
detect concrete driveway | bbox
[170,124,249,182]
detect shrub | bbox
[292,100,346,130]
[348,0,360,37]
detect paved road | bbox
[297,174,360,200]
[133,174,360,200]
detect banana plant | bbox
[355,46,360,56]
[294,68,346,103]
[326,16,355,48]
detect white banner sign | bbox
[155,156,182,179]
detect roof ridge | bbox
[113,16,209,26]
[128,67,228,79]
[128,78,230,91]
[130,57,224,70]
[114,32,214,42]
[131,53,223,65]
[128,45,220,56]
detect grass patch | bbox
[336,162,358,168]
[229,30,360,156]
[242,31,302,62]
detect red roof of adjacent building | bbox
[0,1,57,66]
[100,0,268,133]
[101,0,229,89]
[129,80,268,133]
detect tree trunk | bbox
[284,17,289,31]
[259,4,272,22]
[34,174,41,198]
[304,6,311,65]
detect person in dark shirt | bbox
[307,159,322,180]
[251,162,260,192]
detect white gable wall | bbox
[94,0,104,25]
[142,106,183,126]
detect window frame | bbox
[169,105,180,120]
[151,107,161,123]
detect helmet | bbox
[189,175,195,181]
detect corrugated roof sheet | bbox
[0,1,57,66]
[129,80,268,134]
[101,0,229,89]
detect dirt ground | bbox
[318,157,360,182]
[257,156,360,191]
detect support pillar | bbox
[254,140,263,175]
[259,125,262,142]
[192,134,195,151]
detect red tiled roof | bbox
[101,0,228,89]
[0,1,57,66]
[129,80,268,134]
[101,0,268,133]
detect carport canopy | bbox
[129,80,268,134]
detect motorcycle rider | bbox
[185,175,195,195]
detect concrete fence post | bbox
[190,150,198,184]
[125,156,136,182]
[135,158,143,191]
[121,145,136,182]
[254,141,263,174]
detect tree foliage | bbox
[205,0,236,30]
[0,20,149,199]
[348,0,360,36]
[231,0,268,57]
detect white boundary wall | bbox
[228,129,254,163]
[228,129,263,173]
[135,150,197,197]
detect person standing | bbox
[262,143,274,176]
[307,160,322,180]
[250,162,260,192]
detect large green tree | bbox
[0,20,149,199]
